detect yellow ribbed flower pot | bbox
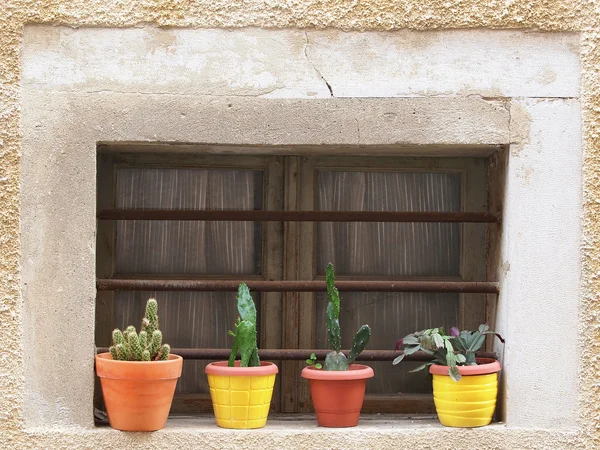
[430,358,501,428]
[205,361,278,429]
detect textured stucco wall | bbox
[19,24,582,438]
[2,1,600,449]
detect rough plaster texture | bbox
[16,24,583,447]
[498,98,582,428]
[2,418,583,449]
[1,1,600,450]
[21,27,580,99]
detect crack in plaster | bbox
[303,31,334,97]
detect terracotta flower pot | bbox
[301,364,374,427]
[205,361,278,429]
[95,352,183,431]
[429,357,501,428]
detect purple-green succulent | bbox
[392,324,505,381]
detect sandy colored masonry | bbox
[2,1,600,449]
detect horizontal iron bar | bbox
[97,279,499,294]
[97,209,499,223]
[95,347,497,362]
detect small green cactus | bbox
[108,298,171,361]
[321,263,371,371]
[228,283,260,367]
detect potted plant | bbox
[301,263,374,428]
[205,283,278,429]
[95,298,182,431]
[393,324,505,428]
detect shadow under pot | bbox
[301,364,374,427]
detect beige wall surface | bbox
[2,1,600,449]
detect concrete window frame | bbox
[20,27,582,443]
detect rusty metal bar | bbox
[96,279,499,294]
[95,347,497,361]
[97,209,499,223]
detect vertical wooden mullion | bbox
[95,152,116,346]
[281,156,300,412]
[261,156,284,413]
[459,159,488,330]
[297,157,316,412]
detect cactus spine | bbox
[108,298,171,361]
[323,263,371,371]
[228,283,260,367]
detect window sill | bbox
[94,413,505,432]
[24,415,583,449]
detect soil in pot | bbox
[301,364,374,427]
[205,361,278,429]
[430,358,501,428]
[95,353,183,432]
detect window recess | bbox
[95,151,497,415]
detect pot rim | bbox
[205,360,279,376]
[95,352,183,380]
[96,352,182,364]
[429,357,501,376]
[301,364,374,380]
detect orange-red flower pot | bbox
[301,364,374,427]
[95,352,183,431]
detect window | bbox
[95,149,490,415]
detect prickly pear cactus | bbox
[323,263,371,371]
[324,351,348,371]
[228,283,260,367]
[325,263,341,353]
[108,298,171,361]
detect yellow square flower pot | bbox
[205,361,278,429]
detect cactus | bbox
[129,331,143,360]
[149,330,163,356]
[322,263,371,371]
[115,343,126,360]
[324,351,348,371]
[228,283,260,367]
[347,324,371,364]
[156,344,171,361]
[325,263,341,353]
[108,298,171,361]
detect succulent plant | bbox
[393,324,505,381]
[305,353,322,369]
[319,263,371,371]
[109,298,171,361]
[228,283,260,367]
